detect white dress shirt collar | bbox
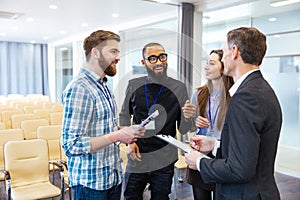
[229,69,260,97]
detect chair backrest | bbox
[0,129,24,180]
[14,102,35,110]
[20,119,49,140]
[0,122,6,130]
[34,108,53,121]
[49,112,63,125]
[43,102,62,110]
[23,105,36,114]
[119,143,128,172]
[4,139,50,188]
[11,113,37,129]
[52,104,63,112]
[1,110,24,129]
[37,125,62,161]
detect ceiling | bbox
[0,0,300,44]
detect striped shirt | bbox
[61,67,122,190]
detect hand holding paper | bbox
[184,150,208,170]
[190,135,216,152]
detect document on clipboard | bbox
[155,134,193,153]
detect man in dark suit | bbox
[185,27,282,200]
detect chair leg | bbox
[173,168,178,200]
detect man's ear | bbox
[141,59,145,66]
[231,45,238,60]
[91,47,100,59]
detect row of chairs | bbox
[0,126,70,199]
[0,94,50,106]
[0,110,63,130]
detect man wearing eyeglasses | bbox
[119,42,193,200]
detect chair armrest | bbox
[0,167,12,200]
[0,167,11,180]
[49,160,64,172]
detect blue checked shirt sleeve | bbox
[62,84,92,156]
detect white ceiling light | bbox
[268,17,277,21]
[60,47,68,51]
[49,4,58,10]
[112,13,119,18]
[26,17,34,22]
[270,0,300,7]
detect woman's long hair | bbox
[196,50,234,131]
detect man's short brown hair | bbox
[83,30,120,60]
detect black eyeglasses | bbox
[145,53,168,64]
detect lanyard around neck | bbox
[208,97,220,129]
[86,74,116,118]
[144,78,164,115]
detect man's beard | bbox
[98,57,117,77]
[146,64,168,83]
[104,63,117,76]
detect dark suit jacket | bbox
[200,71,282,200]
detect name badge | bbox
[145,120,155,130]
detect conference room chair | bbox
[14,102,35,110]
[43,102,62,110]
[23,105,36,114]
[0,122,6,130]
[36,125,62,172]
[50,112,63,125]
[1,139,62,200]
[1,110,24,129]
[11,113,37,129]
[0,129,24,182]
[119,143,128,172]
[0,108,15,123]
[59,142,72,199]
[53,104,63,112]
[25,94,44,102]
[33,108,53,122]
[20,119,49,140]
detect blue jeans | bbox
[124,163,174,200]
[72,184,122,200]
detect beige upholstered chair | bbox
[0,122,6,130]
[23,105,36,114]
[11,113,37,129]
[1,110,24,129]
[34,108,53,122]
[36,125,62,171]
[53,104,64,112]
[20,119,49,140]
[50,112,63,125]
[59,142,72,199]
[0,129,24,181]
[1,139,62,200]
[43,102,62,109]
[119,143,128,172]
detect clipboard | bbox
[155,134,193,153]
